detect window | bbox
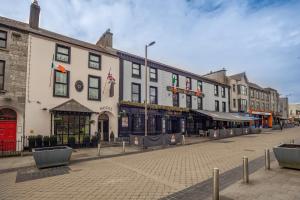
[256,91,259,99]
[222,102,226,112]
[173,93,179,107]
[53,70,69,97]
[251,101,255,109]
[55,44,71,63]
[215,100,219,112]
[233,84,236,92]
[88,75,101,100]
[266,103,269,111]
[132,63,141,78]
[186,77,192,90]
[197,80,203,91]
[0,60,5,90]
[256,102,260,110]
[238,99,247,112]
[150,86,157,104]
[250,89,254,98]
[214,85,219,96]
[131,83,141,103]
[197,97,203,110]
[150,68,157,82]
[233,99,236,108]
[238,85,247,95]
[172,74,179,87]
[186,95,192,109]
[262,103,265,110]
[0,30,7,48]
[221,87,225,97]
[88,53,101,70]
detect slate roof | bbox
[229,72,248,82]
[248,82,264,90]
[49,99,95,113]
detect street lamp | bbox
[145,41,155,136]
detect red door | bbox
[0,121,17,151]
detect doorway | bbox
[0,108,17,151]
[98,113,109,141]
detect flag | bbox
[172,74,177,86]
[56,65,66,73]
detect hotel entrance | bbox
[98,113,109,141]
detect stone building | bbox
[264,87,280,123]
[0,16,28,150]
[279,97,289,120]
[288,103,300,122]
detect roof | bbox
[193,110,255,122]
[229,72,248,82]
[0,16,117,57]
[248,82,264,90]
[49,99,95,113]
[117,50,230,88]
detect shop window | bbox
[88,75,101,101]
[53,70,69,97]
[215,100,219,112]
[55,44,71,63]
[173,93,179,107]
[133,114,143,131]
[0,60,5,90]
[0,30,7,48]
[150,86,158,104]
[132,63,141,78]
[150,68,157,82]
[88,53,101,70]
[131,83,141,103]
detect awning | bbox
[192,110,256,122]
[49,99,95,113]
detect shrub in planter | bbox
[91,135,99,147]
[35,135,43,147]
[28,136,36,150]
[68,136,76,147]
[83,135,90,147]
[49,135,57,146]
[43,136,50,147]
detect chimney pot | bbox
[96,29,113,48]
[29,0,40,29]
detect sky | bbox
[1,0,300,102]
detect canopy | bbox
[49,99,95,113]
[193,110,256,122]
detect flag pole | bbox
[103,67,111,95]
[49,54,55,87]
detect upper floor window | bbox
[238,85,247,95]
[88,53,101,70]
[150,68,158,82]
[150,86,158,104]
[221,87,226,97]
[251,101,255,109]
[250,89,254,98]
[239,99,247,112]
[256,102,260,110]
[172,74,179,87]
[266,103,269,111]
[233,99,236,108]
[88,75,101,101]
[132,63,141,78]
[214,85,219,96]
[215,100,219,112]
[197,80,203,92]
[53,70,69,97]
[131,83,141,103]
[186,95,192,109]
[0,60,5,90]
[197,97,203,110]
[55,44,71,63]
[256,91,259,99]
[222,102,226,112]
[233,84,236,92]
[173,93,179,107]
[262,103,265,110]
[0,30,7,48]
[186,77,192,90]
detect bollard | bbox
[212,168,219,200]
[97,142,101,157]
[243,156,249,183]
[265,149,270,170]
[122,141,125,153]
[182,135,185,145]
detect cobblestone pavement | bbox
[0,128,299,200]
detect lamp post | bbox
[144,41,155,136]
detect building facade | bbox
[118,52,230,136]
[289,103,300,122]
[279,97,289,120]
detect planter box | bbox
[32,146,73,169]
[273,144,300,170]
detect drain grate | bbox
[16,166,70,183]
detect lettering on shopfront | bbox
[166,86,204,97]
[99,106,113,112]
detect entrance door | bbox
[98,114,109,141]
[0,108,17,151]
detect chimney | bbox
[29,0,40,29]
[96,29,113,48]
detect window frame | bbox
[197,97,203,110]
[233,99,236,108]
[88,52,101,70]
[149,67,158,82]
[0,30,7,49]
[214,85,219,96]
[186,77,192,90]
[149,86,158,104]
[53,70,70,98]
[0,60,5,90]
[88,75,101,101]
[221,87,226,98]
[172,93,179,107]
[233,84,236,92]
[215,100,219,112]
[172,73,179,87]
[132,63,141,78]
[197,80,203,91]
[186,95,192,109]
[222,102,226,112]
[55,44,71,64]
[131,83,141,103]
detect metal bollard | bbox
[122,141,125,153]
[182,135,185,145]
[243,156,249,183]
[97,143,101,157]
[212,168,219,200]
[265,149,270,170]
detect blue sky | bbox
[1,0,300,102]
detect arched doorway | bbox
[0,108,17,151]
[98,113,109,141]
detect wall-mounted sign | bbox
[166,86,204,97]
[99,106,113,112]
[122,116,128,127]
[75,80,84,92]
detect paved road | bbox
[0,128,299,200]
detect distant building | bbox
[279,97,289,120]
[288,103,300,121]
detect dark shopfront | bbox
[118,102,189,137]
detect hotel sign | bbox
[166,86,204,97]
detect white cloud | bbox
[1,0,300,102]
